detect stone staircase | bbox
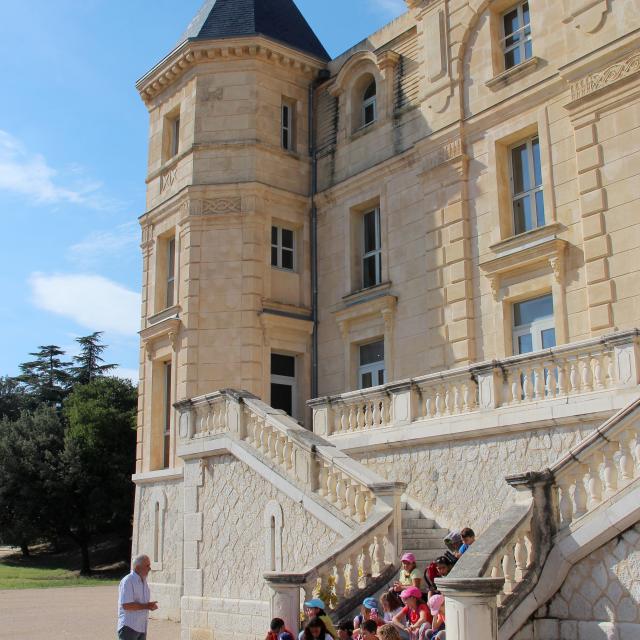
[401,502,449,571]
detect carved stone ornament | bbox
[563,0,608,34]
[190,197,242,216]
[571,50,640,101]
[422,138,464,173]
[160,166,178,193]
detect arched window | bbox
[264,501,283,571]
[362,80,377,127]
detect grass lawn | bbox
[0,562,121,590]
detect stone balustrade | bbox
[310,329,640,437]
[549,395,640,530]
[440,394,640,639]
[176,390,405,525]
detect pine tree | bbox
[71,332,116,385]
[17,345,72,406]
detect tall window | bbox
[359,340,385,389]
[271,353,296,417]
[513,294,556,355]
[502,3,532,70]
[510,137,544,235]
[362,209,382,288]
[281,101,294,151]
[166,237,176,307]
[170,116,180,157]
[271,226,295,271]
[162,362,172,469]
[362,81,377,127]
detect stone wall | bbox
[135,478,183,621]
[356,422,595,532]
[200,454,341,601]
[512,522,640,640]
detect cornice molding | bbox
[138,37,326,106]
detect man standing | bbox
[117,554,158,640]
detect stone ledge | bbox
[485,57,541,90]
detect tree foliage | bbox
[0,336,138,573]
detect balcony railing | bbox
[309,329,640,437]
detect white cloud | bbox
[29,273,140,336]
[69,222,139,267]
[0,130,117,210]
[370,0,406,15]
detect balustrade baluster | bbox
[345,481,357,517]
[634,431,640,475]
[534,365,545,399]
[328,470,338,503]
[275,435,285,465]
[462,383,470,411]
[514,534,528,581]
[382,397,391,424]
[581,356,593,392]
[435,388,444,416]
[335,474,346,510]
[557,360,568,396]
[510,372,521,404]
[335,562,346,599]
[347,555,359,595]
[373,400,381,427]
[502,547,516,594]
[569,361,579,393]
[557,476,574,527]
[317,464,328,498]
[593,354,604,389]
[572,465,588,519]
[357,404,365,430]
[619,430,635,482]
[607,355,615,386]
[355,489,366,523]
[602,443,619,498]
[340,407,349,433]
[361,544,372,585]
[586,453,603,509]
[284,440,294,470]
[444,386,452,415]
[374,535,385,574]
[349,406,357,431]
[452,385,460,414]
[364,492,375,519]
[268,428,278,459]
[425,392,433,418]
[523,368,533,401]
[545,365,555,398]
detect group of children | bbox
[266,528,477,640]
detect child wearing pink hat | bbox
[391,587,432,640]
[425,595,445,640]
[392,553,422,593]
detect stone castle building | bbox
[132,1,640,639]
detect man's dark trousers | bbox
[118,626,146,640]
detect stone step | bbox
[400,510,423,520]
[401,516,437,528]
[402,538,446,550]
[402,529,447,539]
[402,524,447,534]
[409,551,449,565]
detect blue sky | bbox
[0,0,406,381]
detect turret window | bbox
[362,80,377,127]
[281,100,295,151]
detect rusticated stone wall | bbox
[512,522,640,640]
[356,422,595,531]
[199,454,340,601]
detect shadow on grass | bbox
[0,535,130,589]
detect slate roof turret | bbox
[178,0,330,61]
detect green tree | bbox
[0,376,32,421]
[0,407,64,556]
[70,332,116,385]
[17,345,71,406]
[60,377,137,574]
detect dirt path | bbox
[0,585,179,639]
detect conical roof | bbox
[178,0,330,61]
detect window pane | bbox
[271,246,278,267]
[524,39,533,61]
[535,190,546,227]
[281,228,294,249]
[511,143,530,194]
[360,340,385,366]
[514,294,554,326]
[282,104,289,127]
[271,353,295,377]
[503,9,519,37]
[505,48,519,69]
[513,195,533,234]
[272,226,278,245]
[364,81,376,100]
[364,211,378,253]
[364,103,375,125]
[282,128,289,149]
[541,328,556,349]
[281,249,294,270]
[517,334,533,354]
[166,280,174,308]
[363,255,377,288]
[271,383,293,415]
[377,369,385,385]
[361,372,373,389]
[167,239,176,278]
[522,3,530,25]
[532,139,542,186]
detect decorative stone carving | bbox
[571,50,640,101]
[189,197,242,216]
[160,166,177,193]
[563,0,608,34]
[422,138,464,172]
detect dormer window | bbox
[362,80,377,127]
